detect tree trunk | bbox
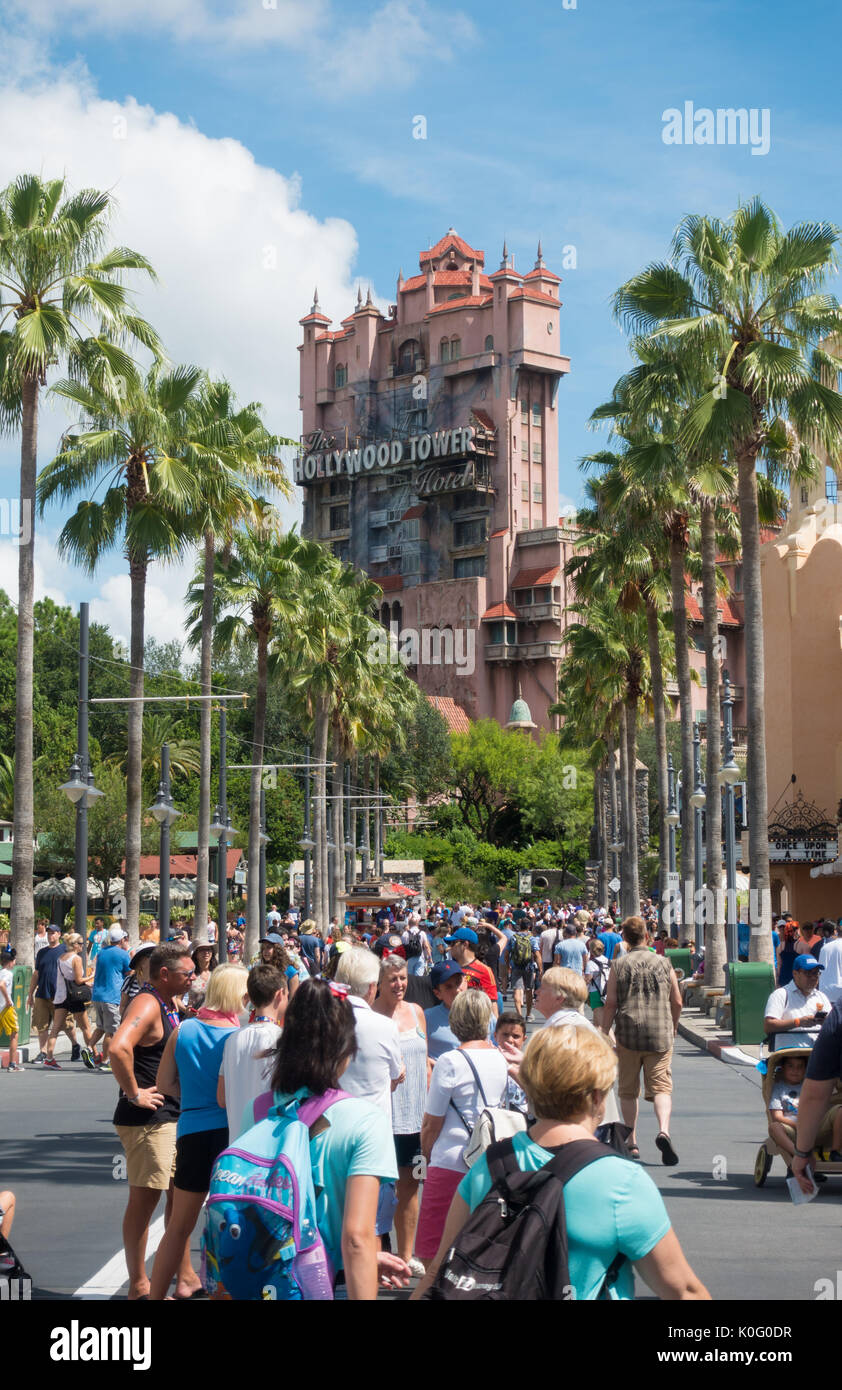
[312,696,330,935]
[246,631,268,964]
[624,695,640,916]
[645,593,670,907]
[193,529,215,944]
[362,754,371,873]
[373,755,382,877]
[124,553,147,949]
[11,375,38,968]
[738,454,772,961]
[668,529,695,935]
[331,724,345,923]
[617,704,631,916]
[596,767,608,908]
[701,500,726,986]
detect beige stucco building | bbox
[761,466,842,919]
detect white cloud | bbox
[0,63,378,532]
[3,0,474,95]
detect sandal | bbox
[627,1144,641,1160]
[655,1132,679,1166]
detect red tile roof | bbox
[420,233,484,267]
[471,408,497,432]
[509,288,559,306]
[401,504,426,520]
[300,310,331,323]
[401,270,494,293]
[685,592,742,627]
[487,267,523,281]
[133,849,242,877]
[426,694,471,733]
[377,574,404,593]
[482,602,517,620]
[490,528,508,538]
[426,295,491,315]
[511,565,561,588]
[523,267,562,282]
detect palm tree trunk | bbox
[312,695,330,935]
[124,553,147,948]
[246,632,268,963]
[373,755,382,877]
[331,727,345,923]
[624,694,640,915]
[193,529,215,944]
[700,501,725,986]
[737,455,772,962]
[668,528,695,935]
[617,704,630,916]
[646,593,670,906]
[10,375,38,968]
[362,754,372,874]
[596,762,608,908]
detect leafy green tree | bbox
[381,691,452,803]
[36,764,157,908]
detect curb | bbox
[678,1014,759,1067]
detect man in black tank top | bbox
[109,943,202,1300]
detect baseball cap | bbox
[430,960,464,988]
[444,927,478,945]
[793,953,824,972]
[108,924,128,943]
[260,933,284,945]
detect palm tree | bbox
[107,711,201,785]
[184,380,292,941]
[613,198,842,960]
[189,522,319,960]
[0,174,160,963]
[37,364,201,943]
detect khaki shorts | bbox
[115,1121,178,1190]
[778,1105,842,1148]
[32,997,77,1033]
[616,1043,673,1101]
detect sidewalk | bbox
[678,1003,761,1067]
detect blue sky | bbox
[0,0,840,638]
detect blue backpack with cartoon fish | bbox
[202,1088,349,1300]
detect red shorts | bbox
[414,1166,464,1261]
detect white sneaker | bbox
[407,1257,426,1278]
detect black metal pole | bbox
[259,784,267,936]
[344,762,353,892]
[159,743,171,938]
[76,603,89,966]
[218,707,228,963]
[303,744,312,918]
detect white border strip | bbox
[72,1215,166,1300]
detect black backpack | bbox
[404,928,423,959]
[425,1137,623,1301]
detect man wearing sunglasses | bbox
[109,943,202,1300]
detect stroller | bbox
[753,1044,842,1188]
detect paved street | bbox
[2,1033,840,1300]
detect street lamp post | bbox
[59,603,103,965]
[209,706,236,963]
[343,763,355,893]
[258,785,269,935]
[720,670,740,963]
[665,753,680,930]
[690,723,706,958]
[297,744,314,919]
[148,743,180,939]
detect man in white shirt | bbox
[540,920,564,969]
[764,955,832,1050]
[818,923,842,999]
[334,947,404,1115]
[217,963,288,1138]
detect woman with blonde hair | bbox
[43,934,94,1066]
[413,1026,710,1302]
[149,963,248,1299]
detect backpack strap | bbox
[297,1088,352,1129]
[542,1137,618,1185]
[458,1049,490,1109]
[484,1135,520,1187]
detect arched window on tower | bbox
[380,603,391,628]
[450,337,461,361]
[440,337,451,364]
[335,363,347,388]
[391,601,403,631]
[398,339,419,374]
[484,334,494,353]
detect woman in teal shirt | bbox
[412,1025,710,1301]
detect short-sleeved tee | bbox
[554,938,589,975]
[458,1132,670,1299]
[599,930,622,961]
[425,1047,508,1172]
[461,958,498,1006]
[806,1001,842,1082]
[424,1002,459,1061]
[768,1080,801,1118]
[301,1095,398,1277]
[0,966,13,1007]
[222,1020,282,1139]
[298,935,322,968]
[92,945,131,1004]
[34,944,66,1000]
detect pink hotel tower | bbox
[297,229,580,730]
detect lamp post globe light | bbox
[147,744,180,939]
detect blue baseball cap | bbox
[430,960,464,988]
[444,927,478,945]
[793,954,824,972]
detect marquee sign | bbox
[295,425,476,486]
[768,793,839,864]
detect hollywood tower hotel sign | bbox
[297,229,578,729]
